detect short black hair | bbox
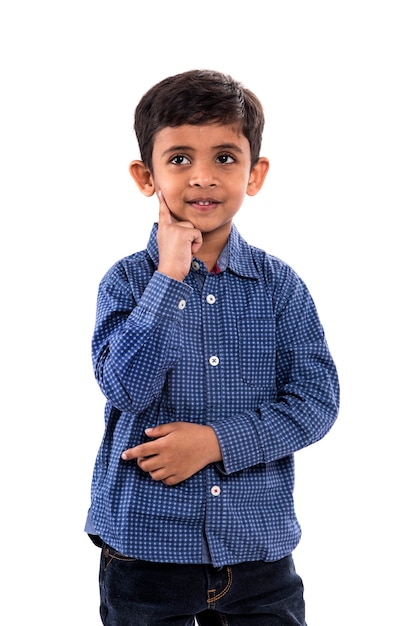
[133,69,265,172]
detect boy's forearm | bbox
[92,272,192,412]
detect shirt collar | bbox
[146,223,259,280]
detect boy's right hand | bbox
[156,192,203,282]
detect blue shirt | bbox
[85,223,339,567]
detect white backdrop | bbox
[1,1,416,624]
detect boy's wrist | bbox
[157,265,186,282]
[204,425,222,464]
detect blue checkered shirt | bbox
[85,223,339,566]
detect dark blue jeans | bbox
[97,542,306,625]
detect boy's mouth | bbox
[188,197,220,207]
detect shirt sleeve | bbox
[92,267,192,413]
[209,274,340,475]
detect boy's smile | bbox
[131,123,269,248]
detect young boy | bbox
[85,69,339,625]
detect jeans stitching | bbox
[103,546,137,571]
[207,566,233,608]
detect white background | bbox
[1,1,417,624]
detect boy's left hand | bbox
[121,422,222,486]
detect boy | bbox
[85,69,339,625]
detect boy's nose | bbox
[189,163,218,187]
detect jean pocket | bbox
[102,543,137,570]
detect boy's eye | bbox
[170,155,191,165]
[217,154,235,164]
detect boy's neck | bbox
[196,252,220,273]
[195,229,230,273]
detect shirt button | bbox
[209,356,219,366]
[206,294,216,305]
[191,261,200,271]
[178,299,186,310]
[211,485,221,496]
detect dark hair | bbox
[133,69,265,172]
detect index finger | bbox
[121,441,154,461]
[157,191,174,224]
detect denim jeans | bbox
[97,542,306,625]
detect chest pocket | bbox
[238,317,276,387]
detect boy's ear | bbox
[246,157,270,197]
[129,160,155,197]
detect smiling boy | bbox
[85,69,339,625]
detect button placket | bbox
[203,279,221,404]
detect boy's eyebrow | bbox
[214,143,245,153]
[161,143,245,156]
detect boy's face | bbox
[133,123,268,241]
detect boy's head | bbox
[133,69,265,173]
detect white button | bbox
[191,261,200,271]
[206,294,216,304]
[209,356,219,366]
[211,485,221,496]
[178,299,186,310]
